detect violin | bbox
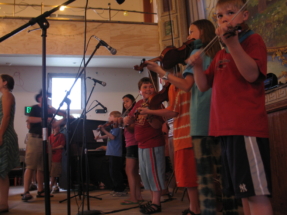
[223,22,250,39]
[134,81,170,122]
[134,39,196,73]
[96,121,114,131]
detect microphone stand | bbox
[55,43,103,215]
[0,1,75,215]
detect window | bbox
[48,73,84,110]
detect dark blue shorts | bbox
[220,135,272,198]
[126,145,138,159]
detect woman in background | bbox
[0,74,19,213]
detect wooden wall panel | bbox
[0,19,160,57]
[267,110,287,215]
[266,85,287,215]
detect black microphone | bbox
[95,100,107,110]
[93,36,117,55]
[87,77,106,86]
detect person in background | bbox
[138,73,200,215]
[22,90,66,201]
[96,111,126,197]
[24,119,37,191]
[124,77,166,214]
[120,94,143,205]
[49,121,66,194]
[0,74,19,213]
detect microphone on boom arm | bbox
[87,77,106,87]
[93,36,117,55]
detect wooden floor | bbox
[6,186,244,215]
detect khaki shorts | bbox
[25,133,51,171]
[50,162,62,177]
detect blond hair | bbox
[110,111,121,118]
[216,0,247,12]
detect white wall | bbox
[0,65,148,149]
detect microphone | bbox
[93,36,117,55]
[95,100,107,110]
[87,77,106,86]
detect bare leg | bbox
[23,169,33,193]
[125,158,143,202]
[243,196,273,215]
[0,176,9,210]
[37,170,44,192]
[50,177,56,190]
[151,190,161,206]
[187,187,200,214]
[242,198,251,215]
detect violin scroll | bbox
[133,39,196,73]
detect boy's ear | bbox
[243,10,249,21]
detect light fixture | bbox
[59,6,66,11]
[115,0,125,5]
[123,11,128,16]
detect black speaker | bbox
[115,0,125,5]
[264,73,278,90]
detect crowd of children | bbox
[112,0,272,215]
[19,1,273,215]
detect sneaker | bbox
[112,191,128,197]
[22,192,33,202]
[51,186,60,194]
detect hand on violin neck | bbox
[145,61,164,76]
[123,116,134,125]
[137,107,150,115]
[216,23,241,46]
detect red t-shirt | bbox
[205,33,269,138]
[129,99,165,149]
[49,133,66,162]
[124,129,138,147]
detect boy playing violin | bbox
[96,111,126,197]
[124,77,166,214]
[187,0,273,214]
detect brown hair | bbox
[122,94,136,114]
[216,0,247,12]
[137,77,152,90]
[0,74,14,91]
[192,19,222,58]
[110,111,121,118]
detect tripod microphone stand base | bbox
[76,210,103,215]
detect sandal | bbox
[162,192,173,199]
[140,203,161,214]
[0,208,9,213]
[182,208,201,215]
[36,190,54,198]
[139,201,151,209]
[22,192,33,202]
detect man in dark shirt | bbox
[22,90,65,201]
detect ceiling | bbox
[0,54,150,69]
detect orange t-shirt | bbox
[166,85,192,151]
